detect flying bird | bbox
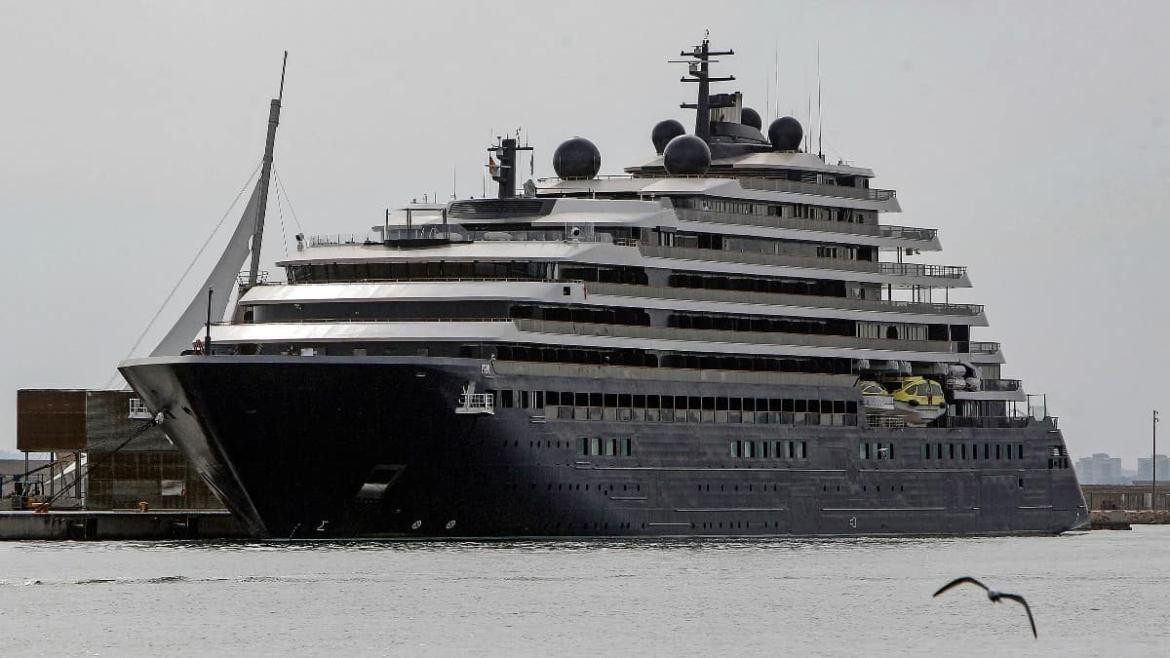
[933,577,1037,638]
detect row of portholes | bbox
[821,483,906,493]
[697,521,777,530]
[506,482,644,493]
[545,522,645,531]
[528,440,568,449]
[698,483,782,493]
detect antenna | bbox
[817,42,823,158]
[773,40,780,121]
[806,94,811,152]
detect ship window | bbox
[590,393,603,407]
[1017,443,1024,459]
[619,438,632,456]
[996,444,1001,460]
[887,443,893,459]
[948,444,955,459]
[861,443,869,460]
[923,444,931,459]
[788,441,796,459]
[800,442,807,458]
[574,392,588,407]
[762,441,770,458]
[563,286,571,295]
[590,437,601,456]
[579,438,588,455]
[605,438,617,456]
[961,444,967,459]
[618,394,632,408]
[520,391,530,408]
[501,390,514,408]
[535,391,544,409]
[730,441,739,458]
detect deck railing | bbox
[738,177,897,201]
[513,318,957,353]
[879,225,939,241]
[878,262,967,279]
[673,207,882,237]
[641,245,968,281]
[639,244,882,273]
[585,282,985,317]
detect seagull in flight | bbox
[933,577,1037,638]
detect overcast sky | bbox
[2,1,1168,463]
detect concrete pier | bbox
[0,510,247,540]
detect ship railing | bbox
[456,393,495,415]
[944,416,1034,429]
[878,262,967,279]
[236,270,270,285]
[640,245,967,280]
[534,173,896,202]
[127,397,153,420]
[585,282,985,316]
[866,414,908,429]
[738,177,897,201]
[639,245,882,273]
[513,318,957,353]
[461,230,625,245]
[672,207,883,237]
[961,341,1002,355]
[879,225,939,241]
[308,233,376,247]
[383,227,470,243]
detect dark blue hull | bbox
[119,356,1088,538]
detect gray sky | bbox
[2,1,1167,464]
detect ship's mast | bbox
[678,34,734,142]
[488,133,533,199]
[247,51,288,287]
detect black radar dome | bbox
[662,134,711,176]
[552,137,601,179]
[740,107,762,130]
[651,119,686,154]
[768,116,803,151]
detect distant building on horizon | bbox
[1137,455,1170,483]
[1075,453,1124,485]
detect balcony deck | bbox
[640,245,968,282]
[585,282,985,318]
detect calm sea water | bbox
[0,527,1167,657]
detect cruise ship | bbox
[120,40,1087,538]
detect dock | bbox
[0,510,247,540]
